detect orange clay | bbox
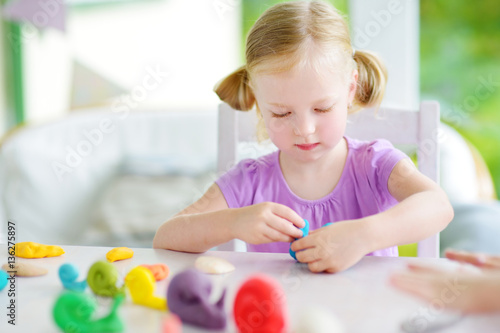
[106,247,134,262]
[140,264,169,281]
[13,242,64,258]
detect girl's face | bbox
[252,63,357,163]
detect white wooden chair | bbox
[216,101,441,257]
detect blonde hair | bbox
[214,0,387,139]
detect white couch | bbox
[0,109,218,247]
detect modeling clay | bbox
[53,292,124,333]
[234,274,288,333]
[106,247,134,262]
[125,266,167,310]
[140,263,169,281]
[195,256,235,274]
[295,306,345,333]
[13,241,64,258]
[289,219,310,260]
[2,262,48,276]
[162,313,182,333]
[0,270,8,291]
[167,268,226,329]
[59,263,87,292]
[87,261,125,297]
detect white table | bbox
[0,245,499,333]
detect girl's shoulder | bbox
[345,136,396,154]
[220,150,279,181]
[344,136,409,179]
[215,150,280,208]
[233,150,279,172]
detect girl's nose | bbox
[293,113,315,137]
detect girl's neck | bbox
[279,138,348,200]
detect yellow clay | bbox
[13,242,64,259]
[125,266,167,311]
[106,247,134,262]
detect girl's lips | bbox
[295,143,319,151]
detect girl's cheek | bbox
[266,119,290,139]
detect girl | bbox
[153,1,453,273]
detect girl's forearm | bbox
[364,189,454,253]
[152,209,236,252]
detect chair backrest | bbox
[217,101,441,257]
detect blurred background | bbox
[0,0,499,253]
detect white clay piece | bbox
[295,306,345,333]
[194,256,235,274]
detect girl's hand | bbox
[290,220,370,273]
[232,202,305,244]
[445,249,500,270]
[390,263,500,313]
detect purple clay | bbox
[167,268,226,330]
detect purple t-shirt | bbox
[216,136,409,256]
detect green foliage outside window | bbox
[421,0,500,196]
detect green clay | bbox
[87,261,125,297]
[53,292,124,333]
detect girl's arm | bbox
[152,183,304,252]
[292,159,453,273]
[365,158,454,251]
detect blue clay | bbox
[289,219,310,260]
[59,263,87,292]
[0,270,8,291]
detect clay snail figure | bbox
[53,292,124,333]
[125,266,167,310]
[87,261,125,298]
[234,274,288,333]
[167,268,226,330]
[59,263,87,292]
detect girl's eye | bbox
[315,106,333,113]
[271,112,291,118]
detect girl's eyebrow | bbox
[267,96,338,107]
[268,102,288,107]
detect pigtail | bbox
[352,50,388,110]
[213,66,256,111]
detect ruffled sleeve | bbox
[215,158,260,208]
[361,139,410,205]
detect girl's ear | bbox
[348,69,359,104]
